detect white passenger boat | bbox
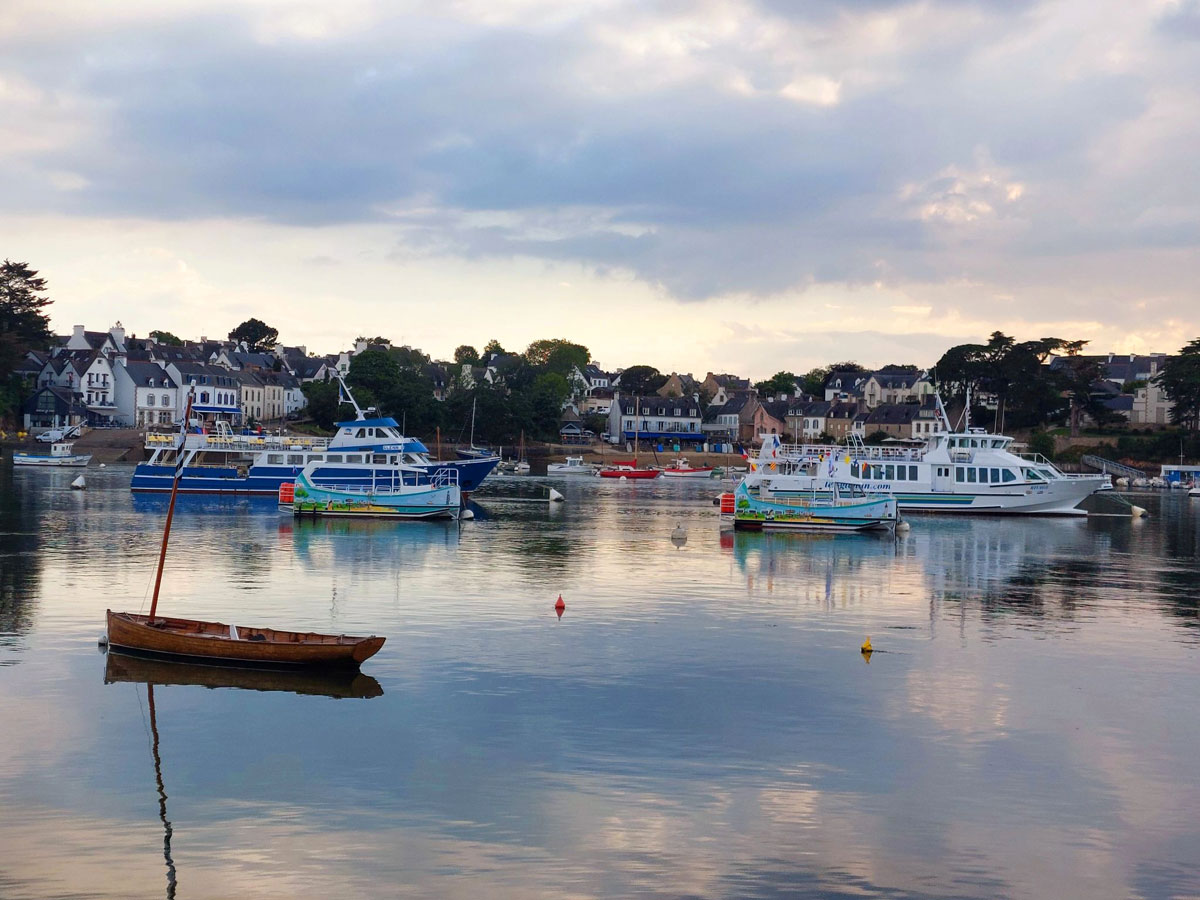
[13,442,92,468]
[547,456,596,476]
[750,405,1108,517]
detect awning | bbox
[192,405,241,414]
[622,431,705,441]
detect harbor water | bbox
[1,464,1198,899]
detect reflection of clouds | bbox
[905,668,1010,739]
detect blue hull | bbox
[130,457,499,495]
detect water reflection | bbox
[0,461,42,659]
[1,472,1198,898]
[104,651,385,699]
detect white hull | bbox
[661,469,714,478]
[547,465,596,475]
[14,454,92,467]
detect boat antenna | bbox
[335,373,366,421]
[150,388,193,620]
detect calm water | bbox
[1,462,1198,899]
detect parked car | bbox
[36,425,81,443]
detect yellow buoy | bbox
[861,637,872,653]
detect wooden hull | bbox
[106,610,385,668]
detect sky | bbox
[1,0,1198,379]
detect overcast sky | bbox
[2,0,1197,376]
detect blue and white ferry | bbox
[131,416,499,496]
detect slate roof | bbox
[123,362,177,388]
[760,400,791,421]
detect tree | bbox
[453,345,480,366]
[302,379,346,431]
[482,338,507,359]
[1157,338,1200,431]
[228,318,279,351]
[347,350,402,403]
[389,345,431,370]
[150,329,183,346]
[618,365,667,397]
[525,338,589,371]
[0,259,53,377]
[754,371,796,396]
[828,361,866,373]
[355,335,391,346]
[800,367,829,396]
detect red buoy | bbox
[554,594,565,611]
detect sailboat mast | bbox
[149,390,193,619]
[469,396,476,448]
[147,683,178,898]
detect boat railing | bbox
[168,433,333,452]
[776,442,923,462]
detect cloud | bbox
[0,0,1197,359]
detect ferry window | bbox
[373,454,388,464]
[851,462,860,477]
[910,465,918,480]
[885,464,895,480]
[345,454,363,463]
[895,466,906,481]
[955,467,965,482]
[325,454,342,463]
[355,428,366,439]
[287,454,304,464]
[967,468,977,483]
[1003,469,1016,483]
[990,468,1000,483]
[268,454,283,464]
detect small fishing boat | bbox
[13,442,91,467]
[280,460,460,520]
[660,457,714,478]
[721,480,898,533]
[548,456,596,476]
[105,390,385,669]
[599,461,662,479]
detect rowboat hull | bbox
[105,610,385,668]
[661,468,713,478]
[599,469,661,479]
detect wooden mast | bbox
[149,390,192,620]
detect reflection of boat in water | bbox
[105,641,381,900]
[104,650,384,699]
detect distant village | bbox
[11,321,1181,451]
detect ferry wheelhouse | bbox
[132,416,499,496]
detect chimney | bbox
[109,321,126,348]
[73,325,85,340]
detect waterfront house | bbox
[824,370,870,403]
[114,362,179,427]
[22,385,87,431]
[607,394,704,447]
[862,400,939,440]
[235,371,268,423]
[825,402,860,441]
[164,362,242,425]
[787,400,833,440]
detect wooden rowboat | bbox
[106,610,384,668]
[106,389,387,671]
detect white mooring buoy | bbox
[70,475,86,491]
[671,523,688,548]
[1131,505,1146,519]
[548,488,565,503]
